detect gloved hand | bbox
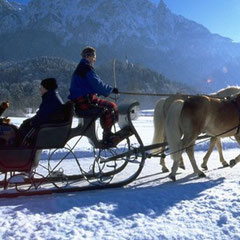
[112,88,119,94]
[0,117,11,125]
[0,101,9,109]
[0,101,9,117]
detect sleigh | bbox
[0,101,150,197]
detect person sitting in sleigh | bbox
[18,78,65,146]
[68,46,122,145]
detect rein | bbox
[118,91,225,98]
[163,123,240,158]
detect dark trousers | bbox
[18,118,33,142]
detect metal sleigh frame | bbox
[0,101,154,198]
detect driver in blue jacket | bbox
[68,46,119,142]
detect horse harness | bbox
[230,97,240,135]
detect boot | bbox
[102,131,115,143]
[102,126,133,147]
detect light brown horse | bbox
[152,86,240,172]
[165,93,240,181]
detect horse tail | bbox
[165,99,184,161]
[152,98,166,151]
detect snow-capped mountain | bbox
[1,0,240,92]
[8,0,29,4]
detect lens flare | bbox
[206,78,212,83]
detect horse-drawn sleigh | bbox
[1,86,240,198]
[0,101,148,198]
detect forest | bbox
[0,56,195,116]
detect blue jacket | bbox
[31,90,64,127]
[68,58,113,100]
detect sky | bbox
[151,0,240,42]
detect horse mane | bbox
[210,85,240,97]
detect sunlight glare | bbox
[206,78,212,83]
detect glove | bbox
[0,101,9,116]
[112,88,119,94]
[0,117,11,125]
[0,101,9,109]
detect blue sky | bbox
[152,0,240,42]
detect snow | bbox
[1,115,240,240]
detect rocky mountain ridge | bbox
[1,0,240,92]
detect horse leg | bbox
[169,137,203,181]
[185,144,206,177]
[165,100,185,181]
[216,138,229,167]
[230,135,240,167]
[158,138,185,173]
[182,134,206,177]
[168,155,185,180]
[159,145,169,172]
[179,156,185,170]
[169,159,180,181]
[152,99,170,172]
[180,129,206,178]
[201,137,217,170]
[160,158,169,173]
[231,155,240,167]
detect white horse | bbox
[152,86,240,172]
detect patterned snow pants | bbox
[74,94,118,132]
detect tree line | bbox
[0,56,195,116]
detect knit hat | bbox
[81,46,96,58]
[41,78,58,91]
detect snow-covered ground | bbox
[1,115,240,240]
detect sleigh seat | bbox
[0,101,74,173]
[74,105,104,119]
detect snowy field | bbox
[1,115,240,240]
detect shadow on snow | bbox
[0,177,224,219]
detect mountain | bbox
[8,0,28,4]
[1,0,240,92]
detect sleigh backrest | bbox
[35,101,73,149]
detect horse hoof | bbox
[222,163,229,168]
[201,165,208,171]
[179,165,185,170]
[198,172,206,178]
[162,167,169,173]
[168,174,176,181]
[230,159,236,168]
